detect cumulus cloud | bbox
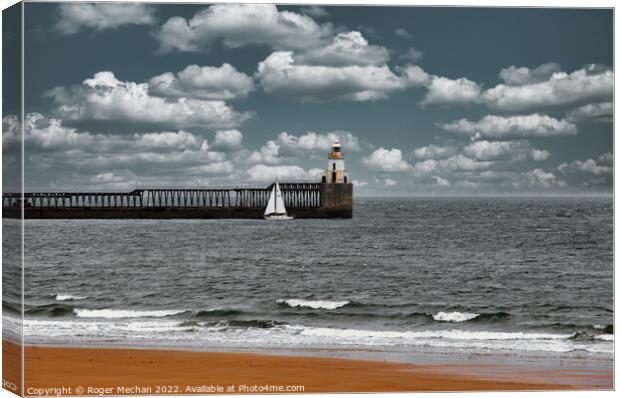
[276,131,361,152]
[363,148,411,172]
[256,51,410,102]
[2,113,242,189]
[46,71,252,131]
[498,62,562,86]
[482,64,613,112]
[558,156,613,176]
[383,178,397,187]
[155,4,333,53]
[244,130,361,166]
[148,64,254,101]
[463,140,549,162]
[402,65,431,86]
[414,63,612,114]
[432,176,451,187]
[5,113,351,189]
[439,114,577,140]
[566,102,613,123]
[513,169,566,190]
[413,144,457,159]
[394,64,482,105]
[248,141,282,165]
[294,31,390,67]
[212,129,243,151]
[247,164,323,182]
[421,76,482,106]
[529,148,551,161]
[55,3,156,34]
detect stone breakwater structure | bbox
[2,140,353,219]
[2,182,353,219]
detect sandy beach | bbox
[3,340,612,395]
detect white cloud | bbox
[421,76,482,106]
[294,31,390,67]
[135,130,201,150]
[566,102,613,123]
[212,129,243,151]
[413,144,457,159]
[529,148,551,161]
[514,169,567,190]
[149,64,254,101]
[498,62,562,86]
[383,178,397,187]
[555,154,613,189]
[432,176,451,187]
[5,113,246,189]
[439,114,577,139]
[482,64,613,112]
[363,148,410,172]
[463,140,528,161]
[249,141,281,165]
[46,71,252,130]
[413,64,612,114]
[440,154,497,173]
[394,28,412,39]
[187,161,236,176]
[462,140,550,162]
[55,3,156,35]
[402,65,431,86]
[155,4,332,53]
[277,131,361,152]
[410,154,497,177]
[246,164,322,182]
[256,51,410,102]
[558,158,612,176]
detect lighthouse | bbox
[322,140,348,184]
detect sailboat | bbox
[264,181,294,220]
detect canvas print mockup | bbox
[1,1,614,396]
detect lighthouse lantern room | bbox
[322,140,348,184]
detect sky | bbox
[1,2,614,195]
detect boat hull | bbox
[264,214,295,220]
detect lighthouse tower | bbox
[322,140,348,184]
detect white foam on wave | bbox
[21,318,614,356]
[433,311,479,322]
[73,309,185,319]
[55,294,87,301]
[277,299,350,310]
[295,326,570,341]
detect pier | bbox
[2,183,353,219]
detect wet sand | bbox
[3,340,612,395]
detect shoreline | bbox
[4,340,613,395]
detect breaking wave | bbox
[277,299,350,310]
[432,311,479,322]
[55,294,87,301]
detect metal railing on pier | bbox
[2,183,323,209]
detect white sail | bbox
[264,181,294,220]
[264,186,276,215]
[274,182,286,214]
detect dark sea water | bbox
[3,197,614,361]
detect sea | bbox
[2,197,614,365]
